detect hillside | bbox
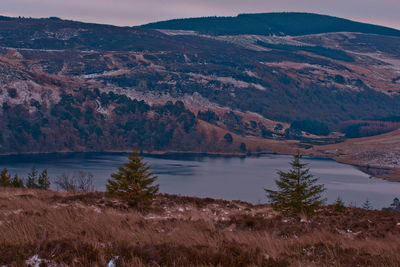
[143,12,400,36]
[0,14,400,178]
[312,128,400,181]
[1,188,400,266]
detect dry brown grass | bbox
[1,188,400,266]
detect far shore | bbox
[0,149,398,183]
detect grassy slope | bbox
[314,128,400,181]
[142,12,400,37]
[1,188,400,266]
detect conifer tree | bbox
[38,169,51,190]
[363,198,373,210]
[333,196,345,213]
[11,174,24,188]
[26,166,39,189]
[265,154,326,217]
[107,152,159,208]
[0,168,12,187]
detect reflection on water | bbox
[0,152,399,209]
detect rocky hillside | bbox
[0,13,400,157]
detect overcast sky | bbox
[0,0,399,29]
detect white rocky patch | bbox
[188,73,266,91]
[26,255,43,267]
[107,256,119,267]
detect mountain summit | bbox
[142,12,400,36]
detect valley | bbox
[0,13,399,180]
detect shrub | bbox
[55,171,94,192]
[224,133,233,143]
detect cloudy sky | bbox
[0,0,399,29]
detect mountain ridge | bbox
[142,12,400,37]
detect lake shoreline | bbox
[0,149,397,183]
[1,150,399,208]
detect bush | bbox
[224,133,233,143]
[55,171,94,192]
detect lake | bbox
[0,152,399,209]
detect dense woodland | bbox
[0,90,207,153]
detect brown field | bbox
[313,129,400,181]
[1,188,400,266]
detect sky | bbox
[0,0,399,29]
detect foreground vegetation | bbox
[1,188,400,266]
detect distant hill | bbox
[0,14,400,156]
[142,12,400,36]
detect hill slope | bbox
[143,12,400,36]
[0,14,400,177]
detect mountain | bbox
[0,13,400,177]
[142,12,400,36]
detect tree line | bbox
[0,167,50,189]
[0,167,95,192]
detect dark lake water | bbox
[0,152,399,209]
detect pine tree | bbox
[38,169,51,190]
[26,166,39,189]
[107,152,159,208]
[0,168,12,187]
[265,154,326,217]
[11,174,24,188]
[333,196,345,213]
[363,198,373,210]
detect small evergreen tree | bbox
[0,168,12,187]
[363,198,373,210]
[107,152,159,208]
[38,169,51,190]
[240,142,247,153]
[333,196,345,213]
[11,174,24,188]
[265,154,326,217]
[26,166,39,189]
